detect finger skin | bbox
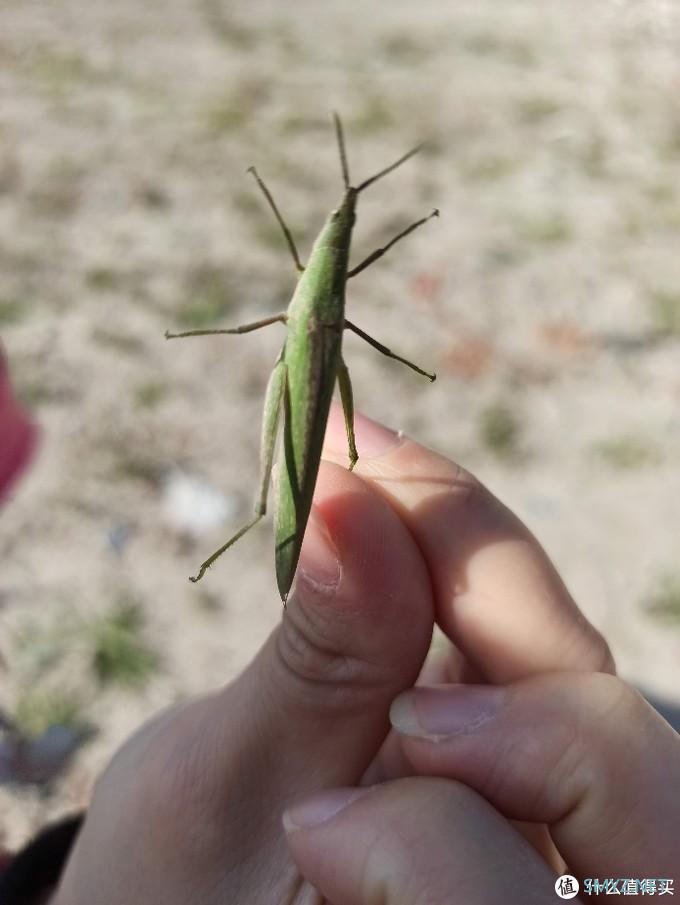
[324,403,614,682]
[391,673,680,876]
[285,778,556,905]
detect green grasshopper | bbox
[166,114,437,602]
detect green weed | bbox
[516,95,562,126]
[351,96,395,135]
[479,401,522,459]
[650,289,680,336]
[14,689,87,737]
[201,0,256,49]
[518,213,572,245]
[461,154,517,184]
[644,574,680,624]
[134,380,167,410]
[175,264,237,328]
[463,32,536,66]
[381,33,431,65]
[0,298,28,325]
[112,450,164,487]
[86,267,123,292]
[594,435,657,469]
[92,327,146,355]
[91,596,160,689]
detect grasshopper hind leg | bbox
[344,319,435,382]
[337,357,358,471]
[189,515,263,583]
[189,355,287,582]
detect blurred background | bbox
[1,0,679,847]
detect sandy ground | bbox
[1,0,679,847]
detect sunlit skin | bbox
[52,407,679,905]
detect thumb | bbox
[209,455,434,811]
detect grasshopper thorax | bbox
[316,187,358,252]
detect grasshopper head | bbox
[323,187,358,250]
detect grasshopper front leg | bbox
[165,313,287,340]
[347,209,439,278]
[189,353,287,582]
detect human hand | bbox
[285,409,680,902]
[53,403,620,904]
[287,673,680,903]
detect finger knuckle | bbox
[542,674,643,808]
[274,603,393,714]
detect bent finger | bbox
[324,403,614,682]
[391,673,680,876]
[284,778,556,905]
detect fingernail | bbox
[390,685,505,741]
[283,787,369,833]
[297,506,340,590]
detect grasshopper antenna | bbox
[247,166,304,273]
[333,112,351,190]
[356,142,423,194]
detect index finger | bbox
[323,403,614,682]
